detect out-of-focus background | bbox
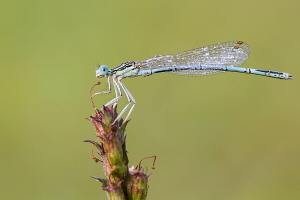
[1,1,299,199]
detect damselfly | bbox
[92,41,292,123]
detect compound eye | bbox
[99,65,108,73]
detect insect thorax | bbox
[112,61,139,78]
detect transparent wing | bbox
[135,41,251,76]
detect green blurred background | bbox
[1,0,299,199]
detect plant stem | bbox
[84,106,151,200]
